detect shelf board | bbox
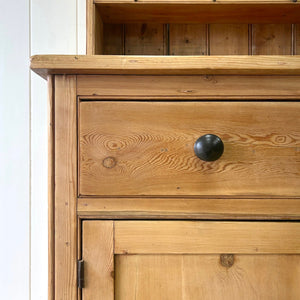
[30,55,300,79]
[95,0,295,3]
[94,2,300,23]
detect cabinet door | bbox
[82,221,300,300]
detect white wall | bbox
[0,1,85,299]
[0,0,30,298]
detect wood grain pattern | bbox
[86,0,95,55]
[296,24,300,55]
[115,255,183,299]
[125,23,167,55]
[103,23,124,54]
[77,198,300,220]
[209,24,249,55]
[252,24,292,55]
[82,221,114,300]
[114,221,300,254]
[77,75,300,99]
[94,6,104,55]
[169,24,207,55]
[54,75,77,300]
[79,101,300,197]
[115,254,300,300]
[30,55,300,79]
[47,75,54,300]
[95,0,294,3]
[95,3,300,24]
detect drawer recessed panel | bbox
[79,101,300,197]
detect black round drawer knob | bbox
[194,134,224,162]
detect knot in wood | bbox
[102,157,117,169]
[220,254,234,268]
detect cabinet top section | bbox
[31,55,300,79]
[94,2,300,23]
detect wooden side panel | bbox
[252,24,292,55]
[87,0,103,54]
[77,75,300,99]
[115,254,300,300]
[54,75,77,300]
[94,6,104,55]
[125,23,167,55]
[86,0,95,55]
[114,221,300,254]
[82,221,114,300]
[48,75,54,300]
[209,24,249,55]
[169,24,207,55]
[103,24,124,54]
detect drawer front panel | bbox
[79,101,300,197]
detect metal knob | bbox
[194,134,224,162]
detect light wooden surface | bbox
[94,3,300,24]
[54,75,78,300]
[115,254,300,300]
[77,75,300,99]
[115,255,184,299]
[82,221,300,298]
[296,24,300,54]
[209,24,249,55]
[114,221,300,254]
[47,75,54,300]
[94,5,104,56]
[88,11,295,56]
[77,198,300,220]
[103,24,124,54]
[95,0,295,3]
[79,101,300,197]
[252,24,292,55]
[86,0,95,55]
[30,55,300,79]
[125,23,167,55]
[86,0,103,55]
[82,221,114,300]
[169,24,207,55]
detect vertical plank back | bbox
[169,24,207,55]
[125,23,167,55]
[103,24,124,55]
[295,24,300,55]
[209,24,249,55]
[252,24,292,55]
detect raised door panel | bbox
[115,255,300,300]
[82,221,300,300]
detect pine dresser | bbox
[31,1,300,299]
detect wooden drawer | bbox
[79,101,300,197]
[82,221,300,299]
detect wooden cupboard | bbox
[83,221,300,299]
[30,1,300,299]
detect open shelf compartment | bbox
[87,0,300,55]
